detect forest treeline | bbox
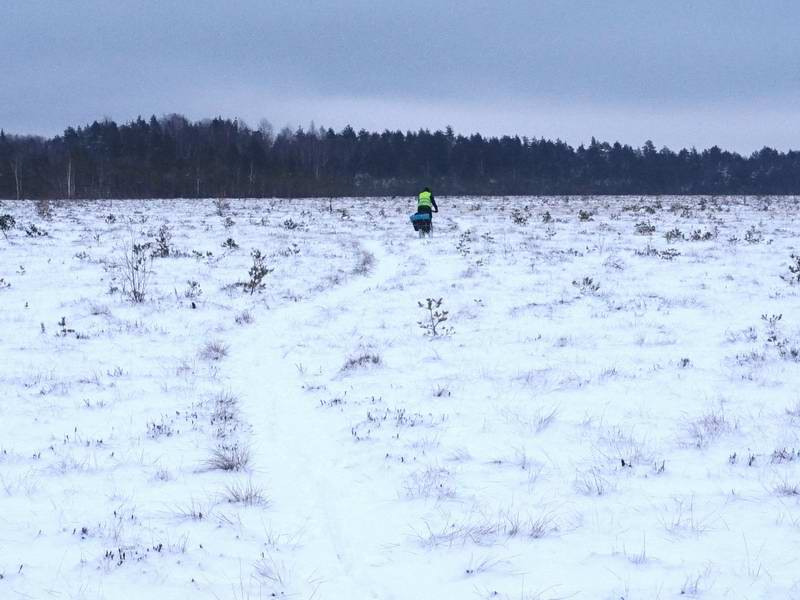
[1,114,799,199]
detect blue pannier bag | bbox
[410,212,432,233]
[409,213,432,223]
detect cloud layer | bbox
[2,1,798,151]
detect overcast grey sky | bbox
[2,1,798,152]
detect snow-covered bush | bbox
[664,227,684,242]
[781,254,800,285]
[213,197,230,216]
[119,234,153,303]
[24,223,48,237]
[510,207,529,225]
[572,276,600,294]
[456,230,472,256]
[635,221,655,235]
[152,223,172,257]
[282,218,300,230]
[744,225,763,243]
[0,214,15,238]
[352,248,376,275]
[34,199,52,220]
[184,280,202,299]
[689,228,714,241]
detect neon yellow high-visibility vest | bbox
[418,190,432,208]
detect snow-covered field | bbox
[2,195,800,599]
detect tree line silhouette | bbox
[1,114,799,199]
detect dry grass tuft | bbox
[224,480,269,506]
[204,444,250,472]
[199,340,230,361]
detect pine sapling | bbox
[152,223,172,257]
[418,297,453,337]
[782,254,800,285]
[244,249,273,295]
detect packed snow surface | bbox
[2,196,800,599]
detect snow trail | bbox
[229,235,422,598]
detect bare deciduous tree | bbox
[11,157,22,200]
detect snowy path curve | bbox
[228,235,422,598]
